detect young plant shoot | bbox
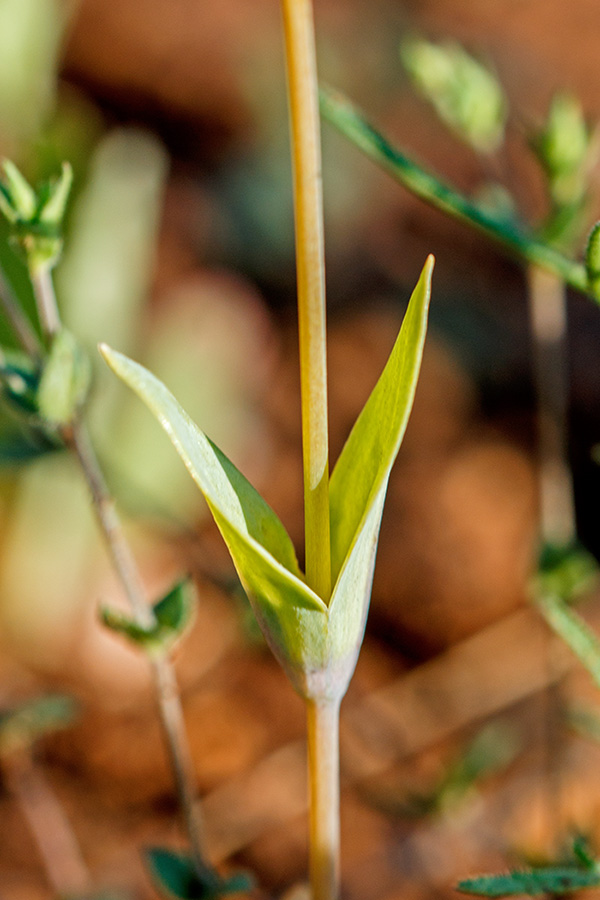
[102,1,433,898]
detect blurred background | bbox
[3,0,600,897]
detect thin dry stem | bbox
[4,753,91,895]
[30,269,206,871]
[68,421,206,871]
[527,265,575,546]
[281,0,331,601]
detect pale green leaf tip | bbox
[424,252,435,282]
[99,342,119,369]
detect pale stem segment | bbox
[527,265,576,546]
[307,697,341,900]
[30,267,206,872]
[4,753,92,896]
[281,0,331,602]
[31,267,61,340]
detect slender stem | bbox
[67,420,206,870]
[4,752,91,895]
[30,269,206,870]
[68,422,153,627]
[281,0,331,601]
[320,86,592,299]
[527,266,576,546]
[307,697,341,900]
[30,267,61,340]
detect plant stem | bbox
[30,266,61,340]
[68,422,206,872]
[4,752,92,896]
[30,268,206,871]
[307,697,340,900]
[527,266,575,546]
[320,86,592,300]
[281,0,331,602]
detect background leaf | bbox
[145,848,252,900]
[457,867,600,897]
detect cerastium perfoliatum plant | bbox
[101,1,434,899]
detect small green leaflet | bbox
[457,866,600,897]
[145,847,253,900]
[536,593,600,691]
[102,579,195,655]
[37,328,91,428]
[101,257,432,700]
[536,541,599,604]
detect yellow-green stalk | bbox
[281,0,331,604]
[281,1,337,898]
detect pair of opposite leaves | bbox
[102,257,433,701]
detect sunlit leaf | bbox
[100,343,327,687]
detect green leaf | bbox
[37,161,73,226]
[320,258,431,693]
[101,578,195,655]
[100,343,328,690]
[586,222,600,295]
[0,347,40,415]
[457,867,600,897]
[319,86,591,300]
[572,835,596,870]
[145,848,253,900]
[330,256,432,581]
[36,328,91,427]
[1,160,37,220]
[536,592,600,690]
[535,541,599,604]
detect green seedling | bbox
[145,848,253,900]
[102,579,195,657]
